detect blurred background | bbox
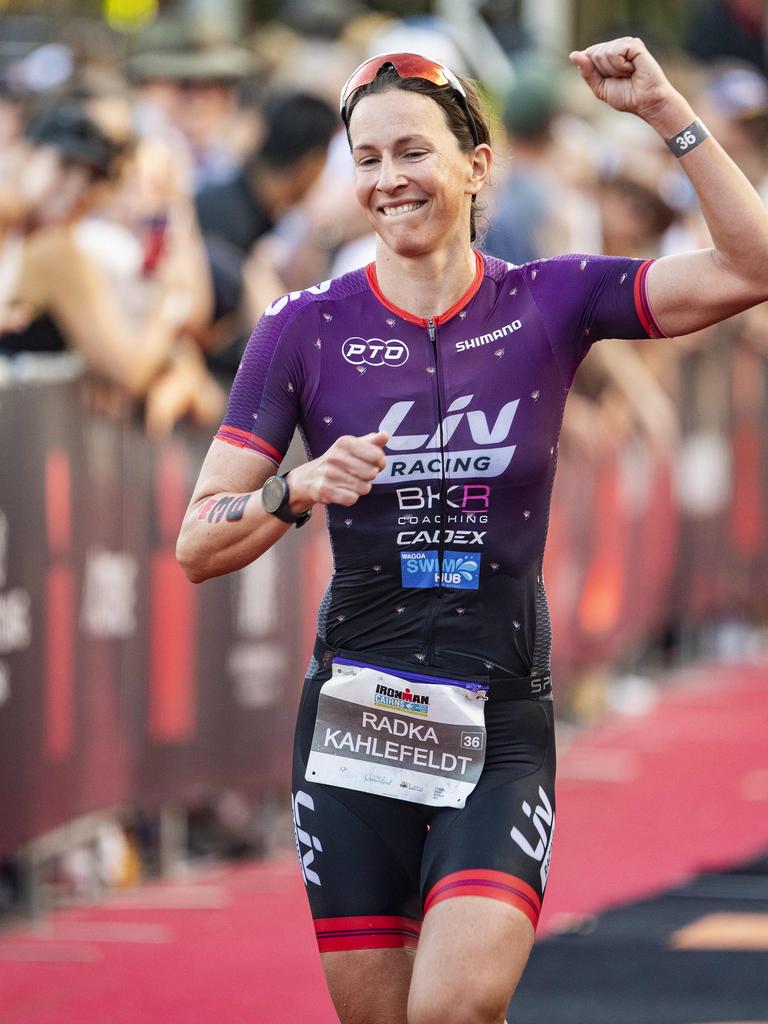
[1,1,767,1021]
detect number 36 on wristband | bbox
[666,118,710,158]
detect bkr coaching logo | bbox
[342,337,409,367]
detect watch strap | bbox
[264,474,312,527]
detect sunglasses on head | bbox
[339,52,481,147]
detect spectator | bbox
[195,90,337,373]
[0,80,29,227]
[0,101,222,434]
[686,0,766,73]
[126,18,256,192]
[483,58,600,263]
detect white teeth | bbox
[382,202,424,217]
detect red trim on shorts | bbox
[215,426,282,464]
[365,250,485,327]
[633,259,667,339]
[314,914,422,952]
[424,869,541,930]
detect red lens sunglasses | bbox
[339,52,481,147]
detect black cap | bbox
[258,91,337,169]
[25,103,120,177]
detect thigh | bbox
[408,896,534,1024]
[409,698,556,1023]
[422,696,556,933]
[292,666,428,952]
[321,947,414,1024]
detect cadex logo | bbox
[342,337,409,367]
[375,395,519,482]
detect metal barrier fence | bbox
[1,342,766,856]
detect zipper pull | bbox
[427,316,436,344]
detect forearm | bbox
[121,317,179,396]
[644,95,768,285]
[176,487,293,583]
[33,238,181,398]
[571,37,768,335]
[177,432,388,584]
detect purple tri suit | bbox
[218,250,662,679]
[216,250,663,949]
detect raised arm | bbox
[570,37,768,337]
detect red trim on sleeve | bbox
[365,250,485,326]
[314,914,422,952]
[215,426,282,464]
[633,259,667,339]
[424,869,541,930]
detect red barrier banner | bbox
[0,380,311,855]
[1,357,766,853]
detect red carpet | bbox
[1,663,767,1023]
[544,662,768,933]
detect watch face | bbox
[262,475,288,514]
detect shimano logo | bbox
[342,337,409,367]
[456,320,522,352]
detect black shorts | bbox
[291,641,557,953]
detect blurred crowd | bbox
[0,1,767,457]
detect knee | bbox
[408,991,507,1024]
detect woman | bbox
[0,102,221,435]
[177,39,768,1024]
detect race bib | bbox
[305,658,488,807]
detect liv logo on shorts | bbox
[292,790,323,887]
[510,786,555,890]
[400,550,481,589]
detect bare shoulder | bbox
[23,225,79,267]
[20,227,90,301]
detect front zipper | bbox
[424,315,447,664]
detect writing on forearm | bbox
[197,493,252,524]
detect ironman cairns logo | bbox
[373,682,430,716]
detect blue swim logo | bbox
[400,550,481,590]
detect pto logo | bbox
[342,337,409,367]
[373,683,430,716]
[401,550,481,590]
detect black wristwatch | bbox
[261,474,312,527]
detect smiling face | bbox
[348,88,487,259]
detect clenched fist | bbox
[569,37,690,132]
[287,431,389,509]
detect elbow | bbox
[175,534,210,585]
